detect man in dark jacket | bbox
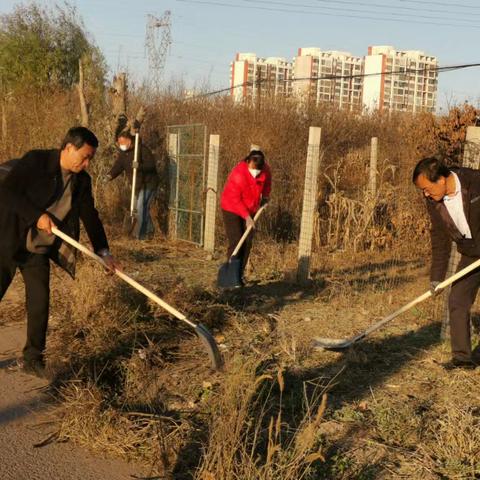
[413,156,480,370]
[0,127,118,377]
[105,131,159,239]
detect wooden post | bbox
[369,137,378,197]
[297,127,322,284]
[440,126,480,340]
[204,134,220,253]
[77,58,89,127]
[111,72,127,118]
[1,100,6,144]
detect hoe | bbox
[53,227,223,370]
[314,256,480,350]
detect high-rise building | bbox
[292,48,364,111]
[229,46,438,114]
[230,53,292,103]
[362,45,438,113]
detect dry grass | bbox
[196,359,330,480]
[2,86,480,479]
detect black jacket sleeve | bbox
[0,152,45,226]
[107,153,126,180]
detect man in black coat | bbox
[413,156,480,370]
[105,131,159,240]
[0,127,119,377]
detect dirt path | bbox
[0,278,146,480]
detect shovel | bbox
[52,227,223,370]
[314,256,480,350]
[217,205,267,289]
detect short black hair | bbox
[61,127,99,150]
[245,150,265,169]
[412,156,451,183]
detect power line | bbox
[309,0,480,17]
[186,61,480,99]
[176,0,480,29]
[240,0,480,23]
[398,0,480,10]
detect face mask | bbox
[119,145,129,152]
[249,168,261,178]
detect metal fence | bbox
[167,124,207,245]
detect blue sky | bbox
[1,0,479,111]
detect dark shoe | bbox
[442,358,478,371]
[22,358,48,378]
[472,346,480,364]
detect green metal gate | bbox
[167,124,207,245]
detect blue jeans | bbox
[134,188,156,239]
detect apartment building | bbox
[292,48,364,111]
[362,45,438,113]
[230,53,292,103]
[229,46,438,114]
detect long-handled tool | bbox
[129,133,140,230]
[314,256,480,350]
[217,205,267,289]
[52,227,223,370]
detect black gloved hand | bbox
[260,197,269,207]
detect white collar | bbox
[443,171,460,202]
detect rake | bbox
[314,256,480,350]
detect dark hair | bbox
[245,150,265,169]
[412,156,451,183]
[61,127,99,150]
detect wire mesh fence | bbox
[167,124,207,245]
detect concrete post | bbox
[441,126,480,340]
[297,127,322,284]
[369,137,378,198]
[204,134,220,253]
[167,133,178,239]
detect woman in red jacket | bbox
[220,149,272,285]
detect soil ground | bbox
[0,276,148,480]
[2,237,480,478]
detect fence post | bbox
[204,134,220,253]
[369,137,378,197]
[440,126,480,340]
[297,126,322,284]
[167,133,178,240]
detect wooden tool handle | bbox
[52,227,196,328]
[129,133,140,216]
[230,204,267,258]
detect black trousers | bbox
[222,209,254,275]
[0,252,50,362]
[449,255,480,362]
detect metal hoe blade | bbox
[314,333,366,350]
[195,324,224,370]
